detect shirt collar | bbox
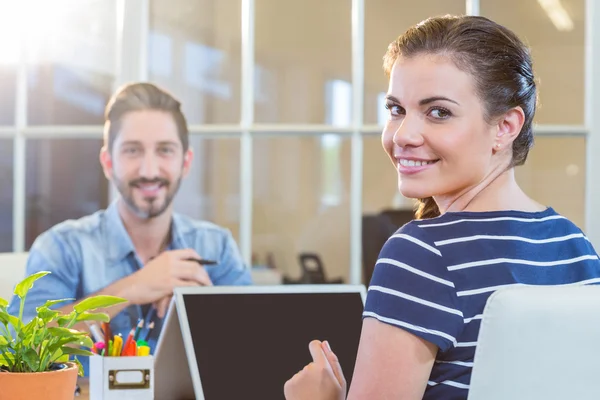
[170,213,188,250]
[104,200,188,263]
[104,200,136,263]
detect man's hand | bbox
[124,249,213,308]
[284,340,347,400]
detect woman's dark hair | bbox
[383,15,537,219]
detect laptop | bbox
[154,284,366,400]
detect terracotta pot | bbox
[0,362,78,400]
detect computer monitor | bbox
[154,285,366,400]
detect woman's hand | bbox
[284,340,347,400]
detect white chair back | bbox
[468,285,600,400]
[0,252,29,302]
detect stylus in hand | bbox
[185,258,217,265]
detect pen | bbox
[185,258,217,265]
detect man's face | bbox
[101,110,192,219]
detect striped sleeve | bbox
[364,222,463,352]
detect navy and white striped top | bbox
[363,207,600,399]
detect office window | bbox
[25,0,116,125]
[173,136,241,242]
[481,0,584,125]
[362,136,414,215]
[0,68,16,125]
[376,92,388,126]
[320,135,344,207]
[516,136,586,227]
[252,135,351,282]
[25,139,108,248]
[255,0,352,124]
[321,80,351,207]
[0,139,13,251]
[364,0,466,124]
[149,0,241,124]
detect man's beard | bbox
[114,175,182,219]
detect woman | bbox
[284,15,600,400]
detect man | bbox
[8,82,252,372]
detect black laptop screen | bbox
[182,291,364,400]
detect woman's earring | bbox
[495,143,501,150]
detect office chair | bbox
[283,253,344,284]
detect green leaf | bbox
[0,310,16,328]
[0,352,15,369]
[74,357,84,377]
[41,298,74,309]
[47,327,86,340]
[22,348,40,372]
[43,338,76,367]
[0,336,8,346]
[46,336,80,352]
[78,335,94,349]
[36,307,59,323]
[60,347,94,357]
[0,309,9,326]
[32,329,47,348]
[0,321,13,343]
[56,316,72,327]
[42,347,64,371]
[73,295,127,313]
[47,334,94,353]
[0,297,8,308]
[14,271,51,299]
[6,314,21,331]
[20,317,39,337]
[75,311,110,323]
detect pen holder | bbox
[89,355,154,400]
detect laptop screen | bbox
[181,291,364,399]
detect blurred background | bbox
[0,0,594,286]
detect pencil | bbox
[142,321,155,342]
[122,328,135,356]
[101,322,112,345]
[133,319,143,341]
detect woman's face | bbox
[381,54,500,202]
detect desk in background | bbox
[250,266,282,285]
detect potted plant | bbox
[0,271,126,400]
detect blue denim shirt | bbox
[7,201,252,374]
